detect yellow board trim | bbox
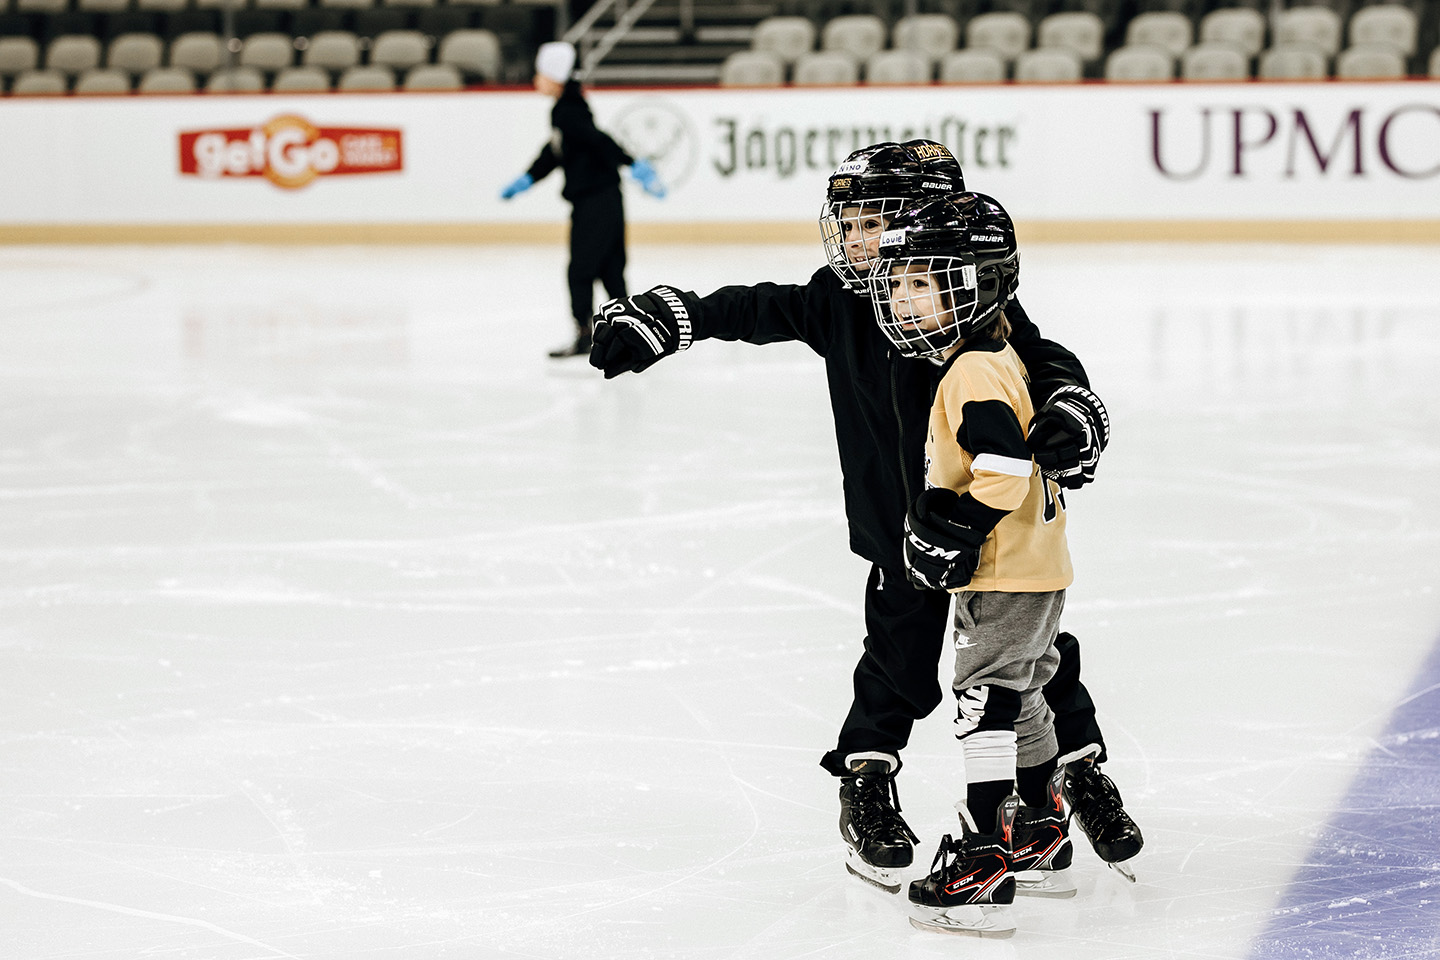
[1,221,1439,245]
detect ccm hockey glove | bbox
[904,488,988,591]
[589,285,697,379]
[1029,384,1110,490]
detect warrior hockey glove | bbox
[589,285,697,379]
[1029,384,1110,490]
[629,158,666,198]
[904,488,988,591]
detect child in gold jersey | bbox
[868,192,1078,936]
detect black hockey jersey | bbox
[525,80,633,203]
[693,268,1089,571]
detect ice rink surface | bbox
[2,240,1438,960]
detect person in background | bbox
[499,40,666,358]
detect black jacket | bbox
[694,267,1089,570]
[526,80,634,203]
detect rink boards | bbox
[0,81,1438,242]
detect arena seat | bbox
[820,14,885,62]
[891,13,959,65]
[168,32,223,74]
[1037,11,1104,62]
[107,32,163,75]
[793,49,859,85]
[1273,6,1342,57]
[302,29,359,70]
[238,31,293,71]
[11,66,68,92]
[1125,10,1191,57]
[719,49,784,86]
[436,28,500,83]
[865,48,930,84]
[337,62,393,89]
[938,47,1006,82]
[1258,42,1329,78]
[751,15,815,65]
[0,36,40,79]
[965,11,1031,62]
[206,65,265,90]
[403,62,461,88]
[1347,3,1416,56]
[272,64,331,89]
[1335,41,1405,76]
[1199,7,1266,57]
[1015,45,1083,80]
[1105,43,1174,80]
[137,64,196,91]
[45,34,102,75]
[370,29,428,70]
[1180,41,1249,79]
[74,65,129,92]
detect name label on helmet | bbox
[879,228,907,247]
[922,180,951,191]
[959,264,978,288]
[831,177,852,190]
[911,143,954,162]
[970,233,1004,243]
[835,159,869,175]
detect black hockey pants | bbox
[819,563,1108,777]
[567,187,627,332]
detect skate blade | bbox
[844,849,903,895]
[908,905,1015,938]
[1108,860,1137,883]
[1015,869,1077,899]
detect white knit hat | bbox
[534,41,577,83]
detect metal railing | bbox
[561,0,664,78]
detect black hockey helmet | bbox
[820,141,966,289]
[867,191,1019,359]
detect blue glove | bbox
[629,158,666,198]
[500,172,534,200]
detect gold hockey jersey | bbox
[925,339,1073,593]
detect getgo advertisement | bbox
[178,114,404,190]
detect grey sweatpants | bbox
[952,589,1066,772]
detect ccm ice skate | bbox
[838,757,920,894]
[1063,747,1143,881]
[1011,765,1077,898]
[906,796,1018,937]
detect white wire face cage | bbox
[819,196,912,289]
[868,256,980,359]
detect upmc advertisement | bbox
[0,84,1436,235]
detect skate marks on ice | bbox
[1248,633,1440,960]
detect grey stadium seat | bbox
[16,0,66,13]
[1125,11,1192,57]
[1015,46,1082,81]
[1180,42,1250,79]
[792,49,859,85]
[1348,4,1417,56]
[437,29,500,82]
[1258,43,1329,78]
[1274,6,1342,57]
[0,36,39,78]
[939,48,1006,83]
[11,68,68,93]
[73,67,130,93]
[206,66,265,91]
[1431,45,1440,78]
[338,64,394,90]
[370,29,428,70]
[821,14,886,62]
[1199,7,1266,57]
[404,62,461,89]
[320,0,375,9]
[1335,42,1405,77]
[78,0,129,12]
[137,0,188,12]
[108,33,164,75]
[719,50,784,87]
[1037,11,1104,62]
[169,32,223,74]
[257,0,309,8]
[865,49,930,84]
[137,65,197,92]
[271,64,331,90]
[386,0,437,8]
[892,13,959,64]
[966,12,1031,62]
[239,32,293,71]
[194,0,248,9]
[302,30,359,70]
[751,15,814,65]
[46,35,102,75]
[1105,43,1174,80]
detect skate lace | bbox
[854,775,921,845]
[1071,766,1127,830]
[927,833,962,876]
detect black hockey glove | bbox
[904,488,988,591]
[1028,384,1110,490]
[589,285,697,379]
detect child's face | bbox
[839,204,888,270]
[887,263,946,332]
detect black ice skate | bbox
[1012,765,1077,898]
[906,796,1018,938]
[838,758,920,894]
[548,326,593,359]
[1064,749,1143,882]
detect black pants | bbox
[819,563,1107,777]
[568,188,627,331]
